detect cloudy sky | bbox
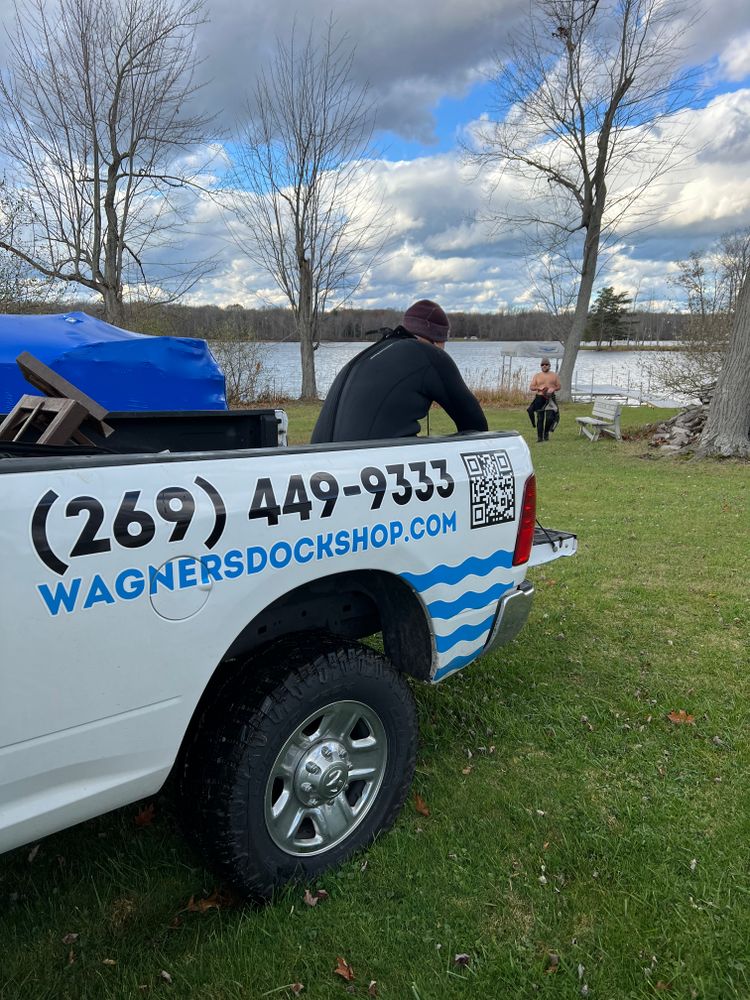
[4,0,750,314]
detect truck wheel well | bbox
[220,570,432,682]
[170,572,433,786]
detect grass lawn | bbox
[1,404,748,1000]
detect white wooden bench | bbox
[576,399,622,441]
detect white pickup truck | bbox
[0,411,576,899]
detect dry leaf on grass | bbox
[303,888,329,907]
[334,957,355,982]
[159,970,173,984]
[667,709,693,725]
[183,889,233,913]
[655,982,672,991]
[453,954,471,967]
[414,793,430,817]
[61,932,79,945]
[67,949,76,965]
[667,710,695,725]
[368,982,378,997]
[102,959,117,966]
[134,803,156,827]
[27,844,40,863]
[291,985,304,996]
[546,953,560,973]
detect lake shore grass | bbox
[1,402,748,1000]
[578,343,682,352]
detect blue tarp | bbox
[0,312,227,412]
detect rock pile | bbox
[649,405,707,453]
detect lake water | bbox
[249,340,686,405]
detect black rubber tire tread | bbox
[176,634,418,900]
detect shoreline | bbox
[238,339,682,352]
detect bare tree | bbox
[523,226,577,336]
[646,226,750,402]
[672,249,730,319]
[228,20,388,399]
[0,179,58,310]
[471,0,696,400]
[697,271,750,458]
[0,0,214,325]
[716,226,750,315]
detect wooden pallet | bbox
[0,352,113,446]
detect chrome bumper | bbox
[483,580,535,654]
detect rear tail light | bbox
[513,474,536,565]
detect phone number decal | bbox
[248,459,454,525]
[31,460,455,575]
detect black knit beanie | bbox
[401,299,450,342]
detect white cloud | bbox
[640,91,750,231]
[719,31,750,81]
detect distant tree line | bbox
[3,297,692,344]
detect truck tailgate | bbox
[528,526,578,566]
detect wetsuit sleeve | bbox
[310,366,346,443]
[426,350,488,432]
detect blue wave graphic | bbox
[427,580,513,620]
[434,649,485,680]
[401,549,514,592]
[434,614,495,653]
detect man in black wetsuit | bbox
[311,299,488,443]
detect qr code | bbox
[461,451,515,528]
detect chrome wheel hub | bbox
[264,700,388,857]
[295,740,350,806]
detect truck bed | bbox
[0,407,287,457]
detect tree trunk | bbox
[557,218,602,402]
[103,286,125,327]
[298,256,318,399]
[298,322,317,400]
[696,273,750,458]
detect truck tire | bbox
[176,636,418,900]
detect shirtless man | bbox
[527,359,561,442]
